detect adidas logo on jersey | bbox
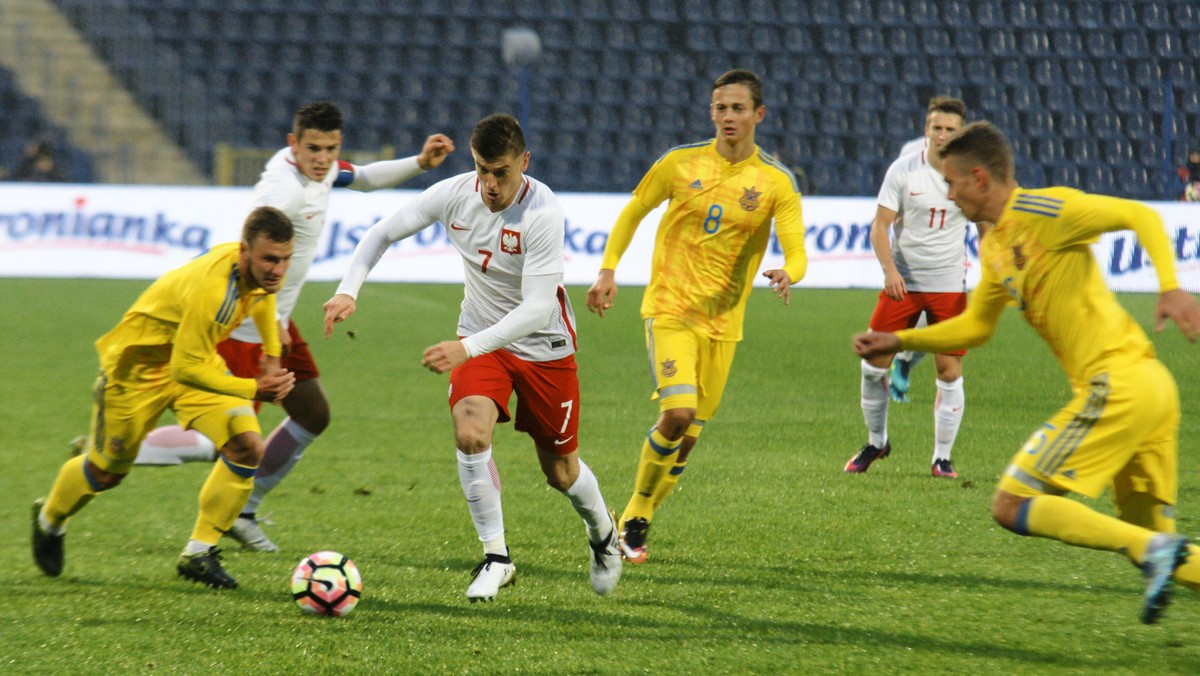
[689,179,703,190]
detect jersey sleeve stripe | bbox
[758,150,801,193]
[216,266,239,324]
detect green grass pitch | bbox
[1,278,1198,673]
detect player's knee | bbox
[220,433,264,468]
[991,490,1027,533]
[87,461,126,490]
[297,406,331,436]
[454,431,492,455]
[658,409,695,439]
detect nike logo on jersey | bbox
[950,406,963,413]
[449,222,469,231]
[909,191,924,196]
[553,435,575,446]
[690,179,703,189]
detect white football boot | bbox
[467,553,516,602]
[227,515,279,553]
[589,512,622,595]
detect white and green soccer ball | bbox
[290,551,362,617]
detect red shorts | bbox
[869,291,968,357]
[449,350,580,455]
[218,321,320,380]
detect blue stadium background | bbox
[2,0,1198,199]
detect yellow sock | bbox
[190,456,255,545]
[1173,545,1200,593]
[43,455,100,527]
[620,428,681,526]
[1023,495,1156,562]
[650,460,687,510]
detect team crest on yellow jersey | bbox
[660,358,677,378]
[739,187,761,211]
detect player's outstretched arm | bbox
[1155,288,1200,342]
[762,269,793,305]
[587,268,618,317]
[323,294,357,338]
[853,331,901,359]
[417,134,455,170]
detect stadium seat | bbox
[999,60,1030,86]
[1153,31,1184,60]
[962,56,998,85]
[1022,109,1053,134]
[907,1,939,27]
[1018,160,1046,188]
[1037,1,1070,28]
[939,0,973,27]
[841,0,875,26]
[1064,59,1097,87]
[1097,59,1129,88]
[877,0,914,26]
[898,56,932,86]
[1019,29,1052,57]
[1110,85,1144,115]
[1080,87,1113,113]
[1118,111,1156,140]
[1091,111,1122,140]
[646,0,678,20]
[972,0,1006,27]
[782,25,816,53]
[1141,2,1172,29]
[1105,2,1138,28]
[1174,2,1200,29]
[1113,164,1152,197]
[863,55,897,86]
[1069,138,1100,163]
[1082,163,1116,195]
[821,25,853,53]
[1037,138,1065,163]
[1086,30,1118,58]
[1051,30,1085,57]
[921,28,954,56]
[749,0,777,22]
[1007,0,1039,27]
[987,29,1019,56]
[1032,60,1063,87]
[1074,3,1103,29]
[1119,31,1151,59]
[1049,161,1081,187]
[1010,83,1042,110]
[1055,110,1089,139]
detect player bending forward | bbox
[323,114,621,602]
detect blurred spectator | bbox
[11,139,67,182]
[1179,148,1200,202]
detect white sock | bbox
[39,510,63,536]
[933,377,965,462]
[458,448,506,555]
[860,361,889,448]
[563,460,611,543]
[136,426,216,465]
[243,418,317,515]
[183,539,214,556]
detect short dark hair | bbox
[927,96,967,120]
[713,69,763,109]
[939,121,1014,182]
[293,101,343,139]
[470,114,526,162]
[243,206,294,245]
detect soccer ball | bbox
[290,551,362,617]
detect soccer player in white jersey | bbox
[845,96,990,478]
[890,129,933,402]
[322,114,621,603]
[134,101,454,552]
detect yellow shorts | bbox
[998,359,1178,503]
[85,368,259,474]
[644,316,738,438]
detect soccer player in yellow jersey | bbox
[855,121,1200,624]
[587,69,808,563]
[31,206,298,589]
